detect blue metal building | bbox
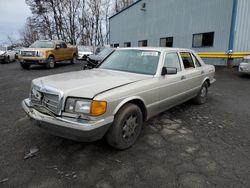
[109,0,250,65]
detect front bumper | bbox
[19,57,48,64]
[22,99,113,142]
[77,55,89,60]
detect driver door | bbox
[159,52,188,112]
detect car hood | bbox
[32,69,151,98]
[79,51,92,55]
[21,48,54,52]
[0,51,6,55]
[88,54,104,61]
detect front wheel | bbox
[71,54,77,64]
[193,82,208,105]
[4,56,10,63]
[20,62,30,69]
[46,56,55,69]
[105,103,143,150]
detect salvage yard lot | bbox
[0,62,250,188]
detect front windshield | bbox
[0,46,6,51]
[30,41,55,48]
[99,50,160,75]
[98,48,114,56]
[78,46,92,52]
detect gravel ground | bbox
[0,61,250,188]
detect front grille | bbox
[21,51,37,57]
[30,89,61,115]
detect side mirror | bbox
[161,67,177,76]
[55,44,61,49]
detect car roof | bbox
[38,40,65,43]
[117,47,194,53]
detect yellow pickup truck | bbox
[19,40,78,69]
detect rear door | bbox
[178,52,203,98]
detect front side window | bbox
[164,52,181,71]
[60,42,67,48]
[180,52,195,69]
[99,50,160,75]
[192,32,214,48]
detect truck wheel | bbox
[193,82,208,105]
[71,54,77,64]
[46,56,55,69]
[20,62,30,69]
[106,103,143,150]
[4,56,10,64]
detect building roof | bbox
[109,0,142,19]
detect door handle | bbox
[201,71,205,75]
[181,76,186,80]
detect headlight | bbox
[65,98,107,116]
[0,52,6,56]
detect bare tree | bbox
[20,0,118,46]
[19,17,39,47]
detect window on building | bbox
[110,44,114,47]
[192,32,214,48]
[164,52,181,71]
[160,37,173,47]
[124,42,131,47]
[114,43,119,48]
[180,52,195,69]
[138,40,147,47]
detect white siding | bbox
[234,0,250,52]
[110,0,233,52]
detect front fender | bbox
[112,96,146,116]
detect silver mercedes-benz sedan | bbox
[22,47,215,149]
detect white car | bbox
[0,46,16,63]
[77,46,93,60]
[239,55,250,74]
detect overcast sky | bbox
[0,0,31,44]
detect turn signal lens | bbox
[90,101,107,116]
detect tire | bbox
[46,56,55,69]
[106,103,143,150]
[71,54,77,64]
[193,82,208,105]
[4,56,10,64]
[20,62,30,69]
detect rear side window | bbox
[180,52,195,69]
[164,52,181,71]
[192,54,202,67]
